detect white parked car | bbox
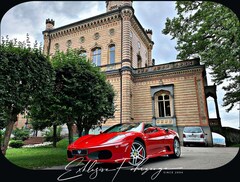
[183,126,208,147]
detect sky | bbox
[1,1,239,129]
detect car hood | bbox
[69,132,127,149]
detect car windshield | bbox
[184,127,202,133]
[103,123,143,133]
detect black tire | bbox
[129,140,146,166]
[169,138,181,158]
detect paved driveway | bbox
[45,147,239,170]
[142,147,239,169]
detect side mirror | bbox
[164,128,169,132]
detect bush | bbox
[9,140,24,148]
[12,128,30,141]
[43,126,62,142]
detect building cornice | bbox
[42,4,153,47]
[105,69,121,77]
[42,9,121,38]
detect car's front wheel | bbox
[169,138,181,158]
[129,140,146,166]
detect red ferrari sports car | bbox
[67,122,181,166]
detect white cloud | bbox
[133,1,178,63]
[1,1,104,45]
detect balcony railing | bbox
[133,58,200,74]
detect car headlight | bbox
[104,135,126,144]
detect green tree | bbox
[162,1,240,112]
[0,113,6,148]
[28,91,62,147]
[81,81,116,135]
[0,37,54,155]
[51,49,115,140]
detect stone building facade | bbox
[41,1,216,145]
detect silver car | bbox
[183,126,208,147]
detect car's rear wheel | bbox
[129,141,146,166]
[169,138,181,158]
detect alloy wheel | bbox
[174,139,181,157]
[129,141,146,166]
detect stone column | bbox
[43,33,50,55]
[121,7,133,123]
[146,29,153,66]
[148,44,153,66]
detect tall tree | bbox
[0,37,54,155]
[28,96,62,147]
[50,49,115,141]
[162,1,240,112]
[29,98,74,146]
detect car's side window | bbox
[144,124,152,132]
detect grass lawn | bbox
[5,138,71,169]
[230,144,240,147]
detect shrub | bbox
[43,126,62,142]
[12,128,30,141]
[9,140,24,148]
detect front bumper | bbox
[67,142,131,163]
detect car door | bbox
[144,127,168,155]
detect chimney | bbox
[46,18,55,30]
[146,29,152,40]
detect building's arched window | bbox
[92,47,101,66]
[207,97,217,118]
[137,54,142,68]
[79,50,87,58]
[109,44,115,64]
[156,91,171,117]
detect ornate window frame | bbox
[109,28,115,36]
[150,84,176,126]
[137,53,142,68]
[91,47,101,66]
[66,40,72,48]
[155,91,172,118]
[79,49,87,58]
[108,44,115,64]
[79,36,85,43]
[93,32,100,40]
[54,43,60,51]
